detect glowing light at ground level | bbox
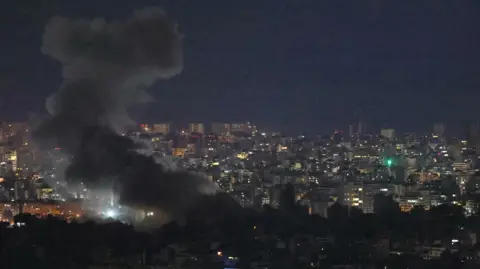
[105,209,117,218]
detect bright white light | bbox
[106,210,116,218]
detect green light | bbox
[387,159,392,166]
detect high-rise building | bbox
[189,123,205,134]
[153,123,171,134]
[342,181,363,208]
[231,122,256,135]
[381,128,395,140]
[211,123,231,136]
[2,150,17,171]
[433,123,446,137]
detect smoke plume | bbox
[34,7,218,222]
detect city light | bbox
[0,1,476,266]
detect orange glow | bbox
[0,202,84,218]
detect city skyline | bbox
[2,2,480,268]
[1,1,479,134]
[2,118,480,137]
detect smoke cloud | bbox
[34,7,218,222]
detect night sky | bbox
[1,0,479,134]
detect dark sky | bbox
[1,0,479,134]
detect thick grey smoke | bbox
[34,7,218,222]
[42,7,183,133]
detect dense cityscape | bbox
[2,120,480,268]
[1,0,480,268]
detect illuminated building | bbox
[231,122,256,135]
[37,186,54,200]
[0,201,83,219]
[362,195,375,213]
[153,123,171,134]
[454,174,468,195]
[277,145,288,152]
[188,123,205,134]
[417,189,445,210]
[343,182,363,208]
[453,162,470,172]
[380,128,395,140]
[236,152,248,160]
[185,143,197,155]
[172,148,186,157]
[3,150,17,171]
[465,200,479,216]
[398,197,420,212]
[0,122,34,176]
[414,170,440,182]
